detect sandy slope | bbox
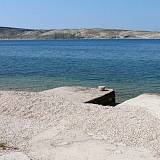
[0,89,160,159]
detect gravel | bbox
[0,89,160,159]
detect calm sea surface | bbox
[0,40,160,102]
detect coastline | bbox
[1,38,160,40]
[1,27,160,40]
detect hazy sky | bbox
[0,0,160,30]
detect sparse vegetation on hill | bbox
[1,27,160,39]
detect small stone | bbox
[98,86,106,91]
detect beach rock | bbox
[118,94,160,119]
[98,86,106,91]
[43,86,115,106]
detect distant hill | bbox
[0,27,160,39]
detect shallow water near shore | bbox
[0,39,160,102]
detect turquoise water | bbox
[0,40,160,102]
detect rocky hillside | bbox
[0,27,160,39]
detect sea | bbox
[0,39,160,102]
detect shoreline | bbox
[1,38,160,41]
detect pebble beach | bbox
[0,88,160,160]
